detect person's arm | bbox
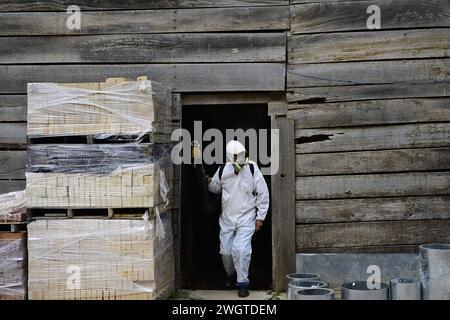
[208,167,222,194]
[253,164,270,222]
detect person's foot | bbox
[225,273,236,290]
[238,287,249,298]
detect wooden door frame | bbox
[175,92,295,292]
[268,100,296,292]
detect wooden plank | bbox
[0,95,26,107]
[289,29,450,64]
[0,123,27,149]
[268,101,287,115]
[298,245,420,254]
[0,180,25,194]
[296,220,450,249]
[0,106,26,122]
[172,92,182,288]
[182,92,274,106]
[0,6,289,35]
[296,172,450,200]
[295,123,450,154]
[291,0,450,34]
[172,93,181,122]
[0,96,26,122]
[287,83,450,103]
[0,63,286,94]
[292,0,374,2]
[0,151,26,179]
[287,59,450,88]
[0,33,286,64]
[0,0,288,11]
[292,0,424,2]
[296,196,450,224]
[289,98,450,129]
[296,147,450,176]
[271,115,296,292]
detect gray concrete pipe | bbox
[293,288,335,300]
[287,280,328,300]
[286,273,320,284]
[420,243,450,300]
[286,273,320,300]
[390,278,421,300]
[341,281,389,300]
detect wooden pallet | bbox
[27,132,172,145]
[0,222,27,232]
[28,206,168,219]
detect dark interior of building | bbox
[181,104,272,290]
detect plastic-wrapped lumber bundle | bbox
[28,213,174,300]
[0,190,27,223]
[26,144,172,209]
[27,77,172,140]
[0,232,27,300]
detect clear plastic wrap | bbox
[27,77,172,139]
[27,143,171,174]
[27,212,174,300]
[0,190,27,223]
[0,232,27,300]
[26,144,173,209]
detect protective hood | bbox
[226,140,246,164]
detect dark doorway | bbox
[180,104,272,290]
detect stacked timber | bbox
[0,190,27,300]
[27,76,172,140]
[26,144,171,210]
[25,77,173,215]
[28,215,174,300]
[0,231,27,300]
[0,190,27,223]
[25,77,175,300]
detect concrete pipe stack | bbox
[390,278,421,300]
[294,288,335,300]
[289,280,328,300]
[420,243,450,300]
[341,281,389,300]
[286,273,320,300]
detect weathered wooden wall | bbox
[288,0,450,252]
[1,0,449,282]
[0,0,289,194]
[0,1,289,289]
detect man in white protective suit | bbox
[207,140,270,298]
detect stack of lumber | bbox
[26,77,173,212]
[0,232,27,300]
[26,144,172,209]
[25,76,175,300]
[26,170,166,208]
[0,190,27,223]
[27,77,172,138]
[28,216,174,300]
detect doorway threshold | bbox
[170,290,287,300]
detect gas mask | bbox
[231,153,247,173]
[226,140,247,174]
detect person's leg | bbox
[231,221,255,293]
[221,254,235,276]
[219,222,236,287]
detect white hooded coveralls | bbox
[208,141,270,285]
